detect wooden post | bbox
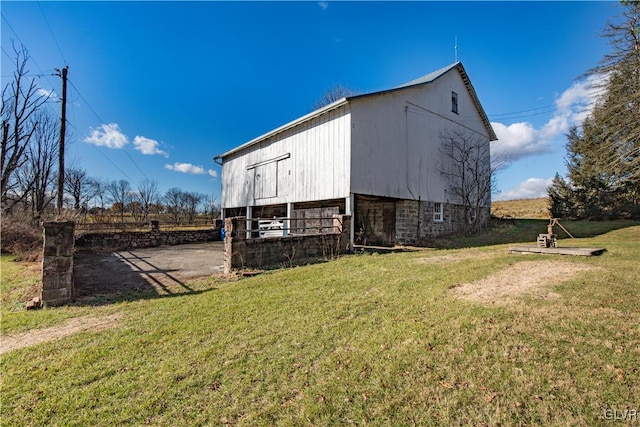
[56,66,68,214]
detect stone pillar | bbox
[224,217,246,274]
[42,221,75,306]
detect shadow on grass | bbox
[73,250,221,307]
[434,218,640,249]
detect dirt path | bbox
[451,260,598,304]
[0,313,123,355]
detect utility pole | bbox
[56,66,68,214]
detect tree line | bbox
[1,43,217,223]
[548,1,640,220]
[67,174,218,224]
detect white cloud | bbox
[165,163,218,179]
[133,136,168,157]
[491,76,603,163]
[38,88,57,99]
[495,177,553,201]
[84,123,129,149]
[317,1,329,10]
[165,162,207,175]
[491,121,543,161]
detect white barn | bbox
[214,62,497,246]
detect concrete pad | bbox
[508,246,606,256]
[74,241,224,298]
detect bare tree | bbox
[164,187,184,223]
[310,84,358,111]
[16,110,58,218]
[64,167,94,212]
[87,177,108,216]
[1,43,49,212]
[202,194,220,218]
[136,179,160,221]
[439,129,501,233]
[107,179,132,223]
[183,191,204,224]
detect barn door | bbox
[253,161,277,199]
[383,203,396,245]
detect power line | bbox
[489,104,561,119]
[37,1,67,65]
[1,13,58,93]
[2,41,61,125]
[1,46,17,68]
[488,87,608,121]
[67,78,150,182]
[2,11,149,187]
[65,121,138,183]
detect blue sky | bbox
[1,1,619,204]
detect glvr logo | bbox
[604,409,638,421]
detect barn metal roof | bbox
[215,62,496,161]
[395,62,460,89]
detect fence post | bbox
[42,221,75,306]
[337,215,351,253]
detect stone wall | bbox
[42,221,75,306]
[224,215,351,273]
[75,229,220,251]
[396,200,490,245]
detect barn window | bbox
[451,92,458,114]
[433,202,443,222]
[469,208,477,224]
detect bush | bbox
[1,217,43,261]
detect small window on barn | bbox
[451,91,458,114]
[433,202,443,222]
[469,208,477,224]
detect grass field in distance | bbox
[491,197,550,219]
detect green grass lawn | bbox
[2,221,639,425]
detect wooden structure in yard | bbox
[215,62,497,248]
[511,218,606,256]
[509,246,606,256]
[536,218,575,248]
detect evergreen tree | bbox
[548,173,577,219]
[586,0,639,188]
[549,1,640,219]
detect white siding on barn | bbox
[349,69,491,203]
[221,104,351,209]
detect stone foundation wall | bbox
[42,221,75,306]
[396,200,490,244]
[76,229,220,251]
[224,215,351,272]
